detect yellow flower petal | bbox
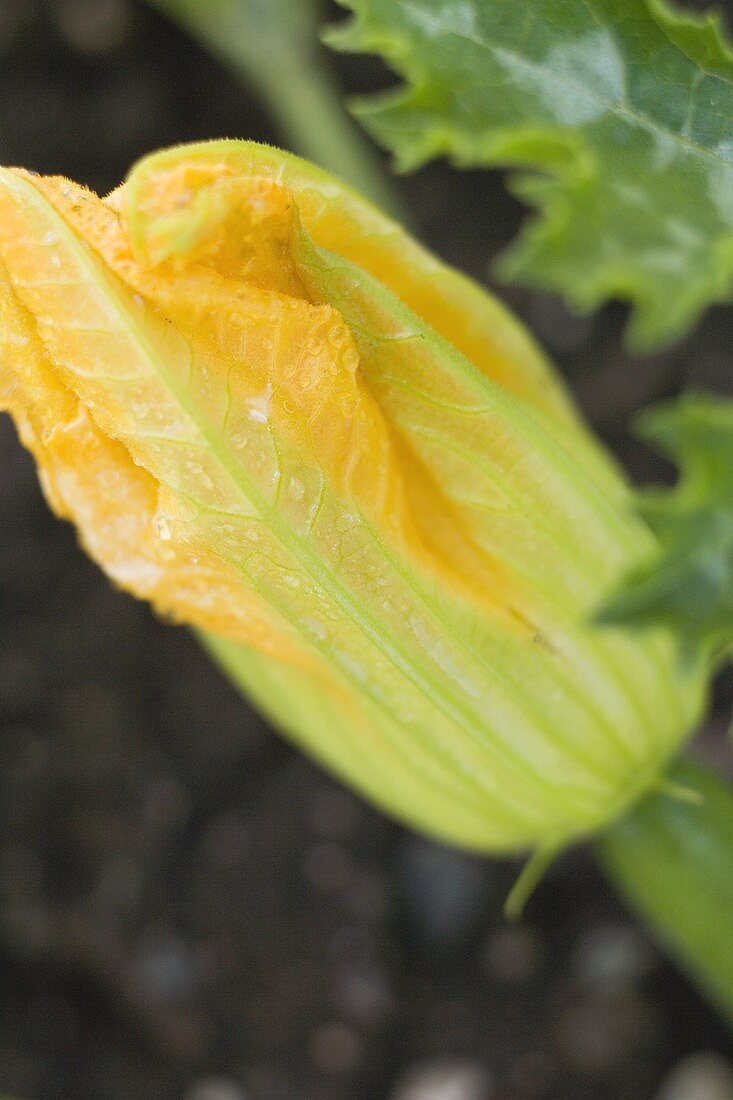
[0,145,708,852]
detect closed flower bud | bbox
[0,141,707,855]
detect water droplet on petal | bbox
[247,384,273,423]
[288,476,306,502]
[154,516,172,540]
[343,348,359,373]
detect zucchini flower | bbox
[0,141,707,861]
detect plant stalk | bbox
[144,0,402,217]
[598,760,733,1027]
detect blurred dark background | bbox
[1,2,733,1099]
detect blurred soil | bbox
[1,3,733,1099]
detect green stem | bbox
[145,0,403,217]
[597,760,733,1028]
[254,61,400,214]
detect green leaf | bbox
[598,761,733,1027]
[326,0,733,348]
[601,394,733,662]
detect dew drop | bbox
[283,574,300,589]
[287,476,305,502]
[190,470,212,492]
[154,516,172,541]
[247,384,272,424]
[51,255,62,269]
[343,348,359,373]
[304,617,327,641]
